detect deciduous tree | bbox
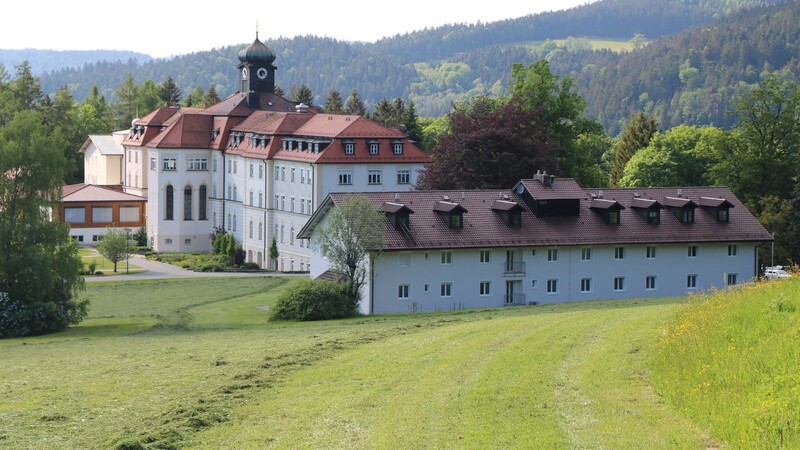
[417,95,558,190]
[97,228,132,273]
[0,111,87,337]
[314,194,385,301]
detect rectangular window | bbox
[150,157,156,170]
[275,165,280,179]
[480,281,491,296]
[280,167,285,181]
[687,274,697,289]
[393,143,403,155]
[64,207,85,223]
[338,170,352,185]
[290,196,295,212]
[440,282,452,297]
[397,169,411,185]
[398,252,410,267]
[259,165,263,179]
[614,276,625,291]
[185,238,192,245]
[580,278,591,293]
[727,273,738,286]
[249,164,254,177]
[280,195,285,211]
[91,206,112,223]
[398,284,410,300]
[728,244,737,256]
[162,158,177,171]
[531,279,537,289]
[547,279,558,294]
[681,209,695,224]
[646,275,656,290]
[548,248,558,262]
[646,246,656,259]
[581,248,591,261]
[188,158,208,171]
[441,251,452,265]
[688,245,698,257]
[718,209,729,223]
[344,142,355,155]
[647,209,660,224]
[479,250,491,263]
[368,169,382,185]
[424,284,430,293]
[119,206,139,222]
[291,168,296,182]
[531,249,537,257]
[369,142,379,155]
[615,246,625,259]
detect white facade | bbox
[81,133,125,186]
[360,243,758,314]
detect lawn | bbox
[79,248,146,275]
[2,277,793,448]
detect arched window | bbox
[184,186,192,220]
[165,185,174,220]
[233,215,237,231]
[199,185,207,220]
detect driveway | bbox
[84,254,292,282]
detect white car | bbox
[764,267,792,280]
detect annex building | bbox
[118,35,430,270]
[299,172,773,315]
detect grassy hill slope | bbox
[2,276,797,448]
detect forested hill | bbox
[0,49,150,74]
[363,0,781,63]
[558,0,800,134]
[23,0,794,133]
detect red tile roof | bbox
[308,182,772,251]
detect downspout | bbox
[222,152,226,232]
[370,253,375,315]
[263,158,268,269]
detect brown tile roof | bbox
[62,184,146,203]
[148,112,214,148]
[589,198,624,210]
[663,196,697,208]
[314,183,771,251]
[518,178,584,200]
[630,197,662,209]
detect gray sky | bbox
[2,0,595,57]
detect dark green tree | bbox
[609,112,659,186]
[274,84,285,98]
[10,62,42,113]
[114,72,139,129]
[0,111,87,337]
[269,236,279,271]
[324,89,345,114]
[202,84,221,107]
[371,97,395,126]
[345,89,367,116]
[159,76,181,107]
[137,80,162,116]
[183,86,205,107]
[290,84,314,106]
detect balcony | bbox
[503,260,526,276]
[504,293,526,306]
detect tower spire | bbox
[256,22,259,40]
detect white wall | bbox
[366,242,758,315]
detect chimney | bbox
[534,170,552,186]
[295,103,309,113]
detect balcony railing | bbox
[503,260,526,276]
[504,293,526,306]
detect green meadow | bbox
[1,276,797,448]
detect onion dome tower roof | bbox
[238,32,276,64]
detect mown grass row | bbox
[652,279,800,448]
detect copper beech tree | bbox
[416,94,558,190]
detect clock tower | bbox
[237,32,277,94]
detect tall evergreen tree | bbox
[10,62,42,112]
[324,89,344,114]
[114,73,139,129]
[290,84,314,106]
[371,97,395,127]
[401,100,422,143]
[159,76,181,107]
[202,84,221,107]
[345,89,367,116]
[183,86,205,107]
[609,112,659,186]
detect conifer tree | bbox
[202,84,221,107]
[609,112,658,186]
[324,89,344,114]
[159,76,181,107]
[290,84,314,106]
[345,89,367,116]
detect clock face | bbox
[257,67,268,80]
[241,67,248,80]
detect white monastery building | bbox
[299,172,774,315]
[118,35,430,270]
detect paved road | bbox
[84,254,289,282]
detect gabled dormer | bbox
[630,197,663,225]
[699,197,734,223]
[515,171,582,218]
[381,201,414,231]
[491,199,524,227]
[433,198,467,229]
[590,198,625,225]
[663,196,698,224]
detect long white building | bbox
[299,173,773,315]
[119,35,430,270]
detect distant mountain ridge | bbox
[6,0,795,134]
[0,49,151,75]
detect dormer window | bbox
[647,209,660,224]
[381,202,414,232]
[631,197,662,224]
[369,141,379,155]
[491,199,525,228]
[699,197,734,223]
[433,200,467,230]
[344,140,355,155]
[393,141,404,155]
[282,140,288,150]
[663,196,698,224]
[590,198,624,225]
[211,128,220,141]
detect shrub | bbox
[242,262,260,270]
[270,280,358,321]
[88,262,97,274]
